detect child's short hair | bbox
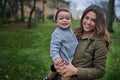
[54,8,72,22]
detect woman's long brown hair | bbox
[74,5,111,50]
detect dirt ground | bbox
[0,22,28,30]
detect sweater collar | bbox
[58,26,70,30]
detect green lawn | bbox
[0,20,120,80]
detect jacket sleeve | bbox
[76,40,108,80]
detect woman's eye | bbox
[92,19,96,23]
[85,16,89,20]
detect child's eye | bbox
[66,17,71,20]
[59,18,63,20]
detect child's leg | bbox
[44,71,57,80]
[44,63,57,80]
[61,76,70,80]
[47,71,57,79]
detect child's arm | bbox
[50,31,63,62]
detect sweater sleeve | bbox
[50,32,62,62]
[76,40,108,80]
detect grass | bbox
[0,20,120,80]
[0,21,55,80]
[101,23,120,80]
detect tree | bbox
[107,0,115,33]
[0,0,7,24]
[42,0,47,22]
[28,0,36,28]
[20,0,24,22]
[99,1,108,17]
[8,0,19,23]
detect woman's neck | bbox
[82,31,92,39]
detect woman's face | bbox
[56,11,72,28]
[82,11,96,32]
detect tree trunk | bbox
[28,0,36,28]
[10,0,18,23]
[42,0,47,22]
[20,0,24,22]
[107,0,115,33]
[0,0,7,24]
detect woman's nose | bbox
[86,19,91,24]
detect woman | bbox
[54,5,111,80]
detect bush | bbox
[47,15,54,20]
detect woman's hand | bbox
[54,61,78,77]
[62,62,78,77]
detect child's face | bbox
[56,11,72,28]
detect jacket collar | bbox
[81,33,95,41]
[82,33,104,41]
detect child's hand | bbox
[54,58,63,65]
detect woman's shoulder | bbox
[89,35,106,47]
[89,34,105,41]
[92,37,106,51]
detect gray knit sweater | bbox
[50,27,78,63]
